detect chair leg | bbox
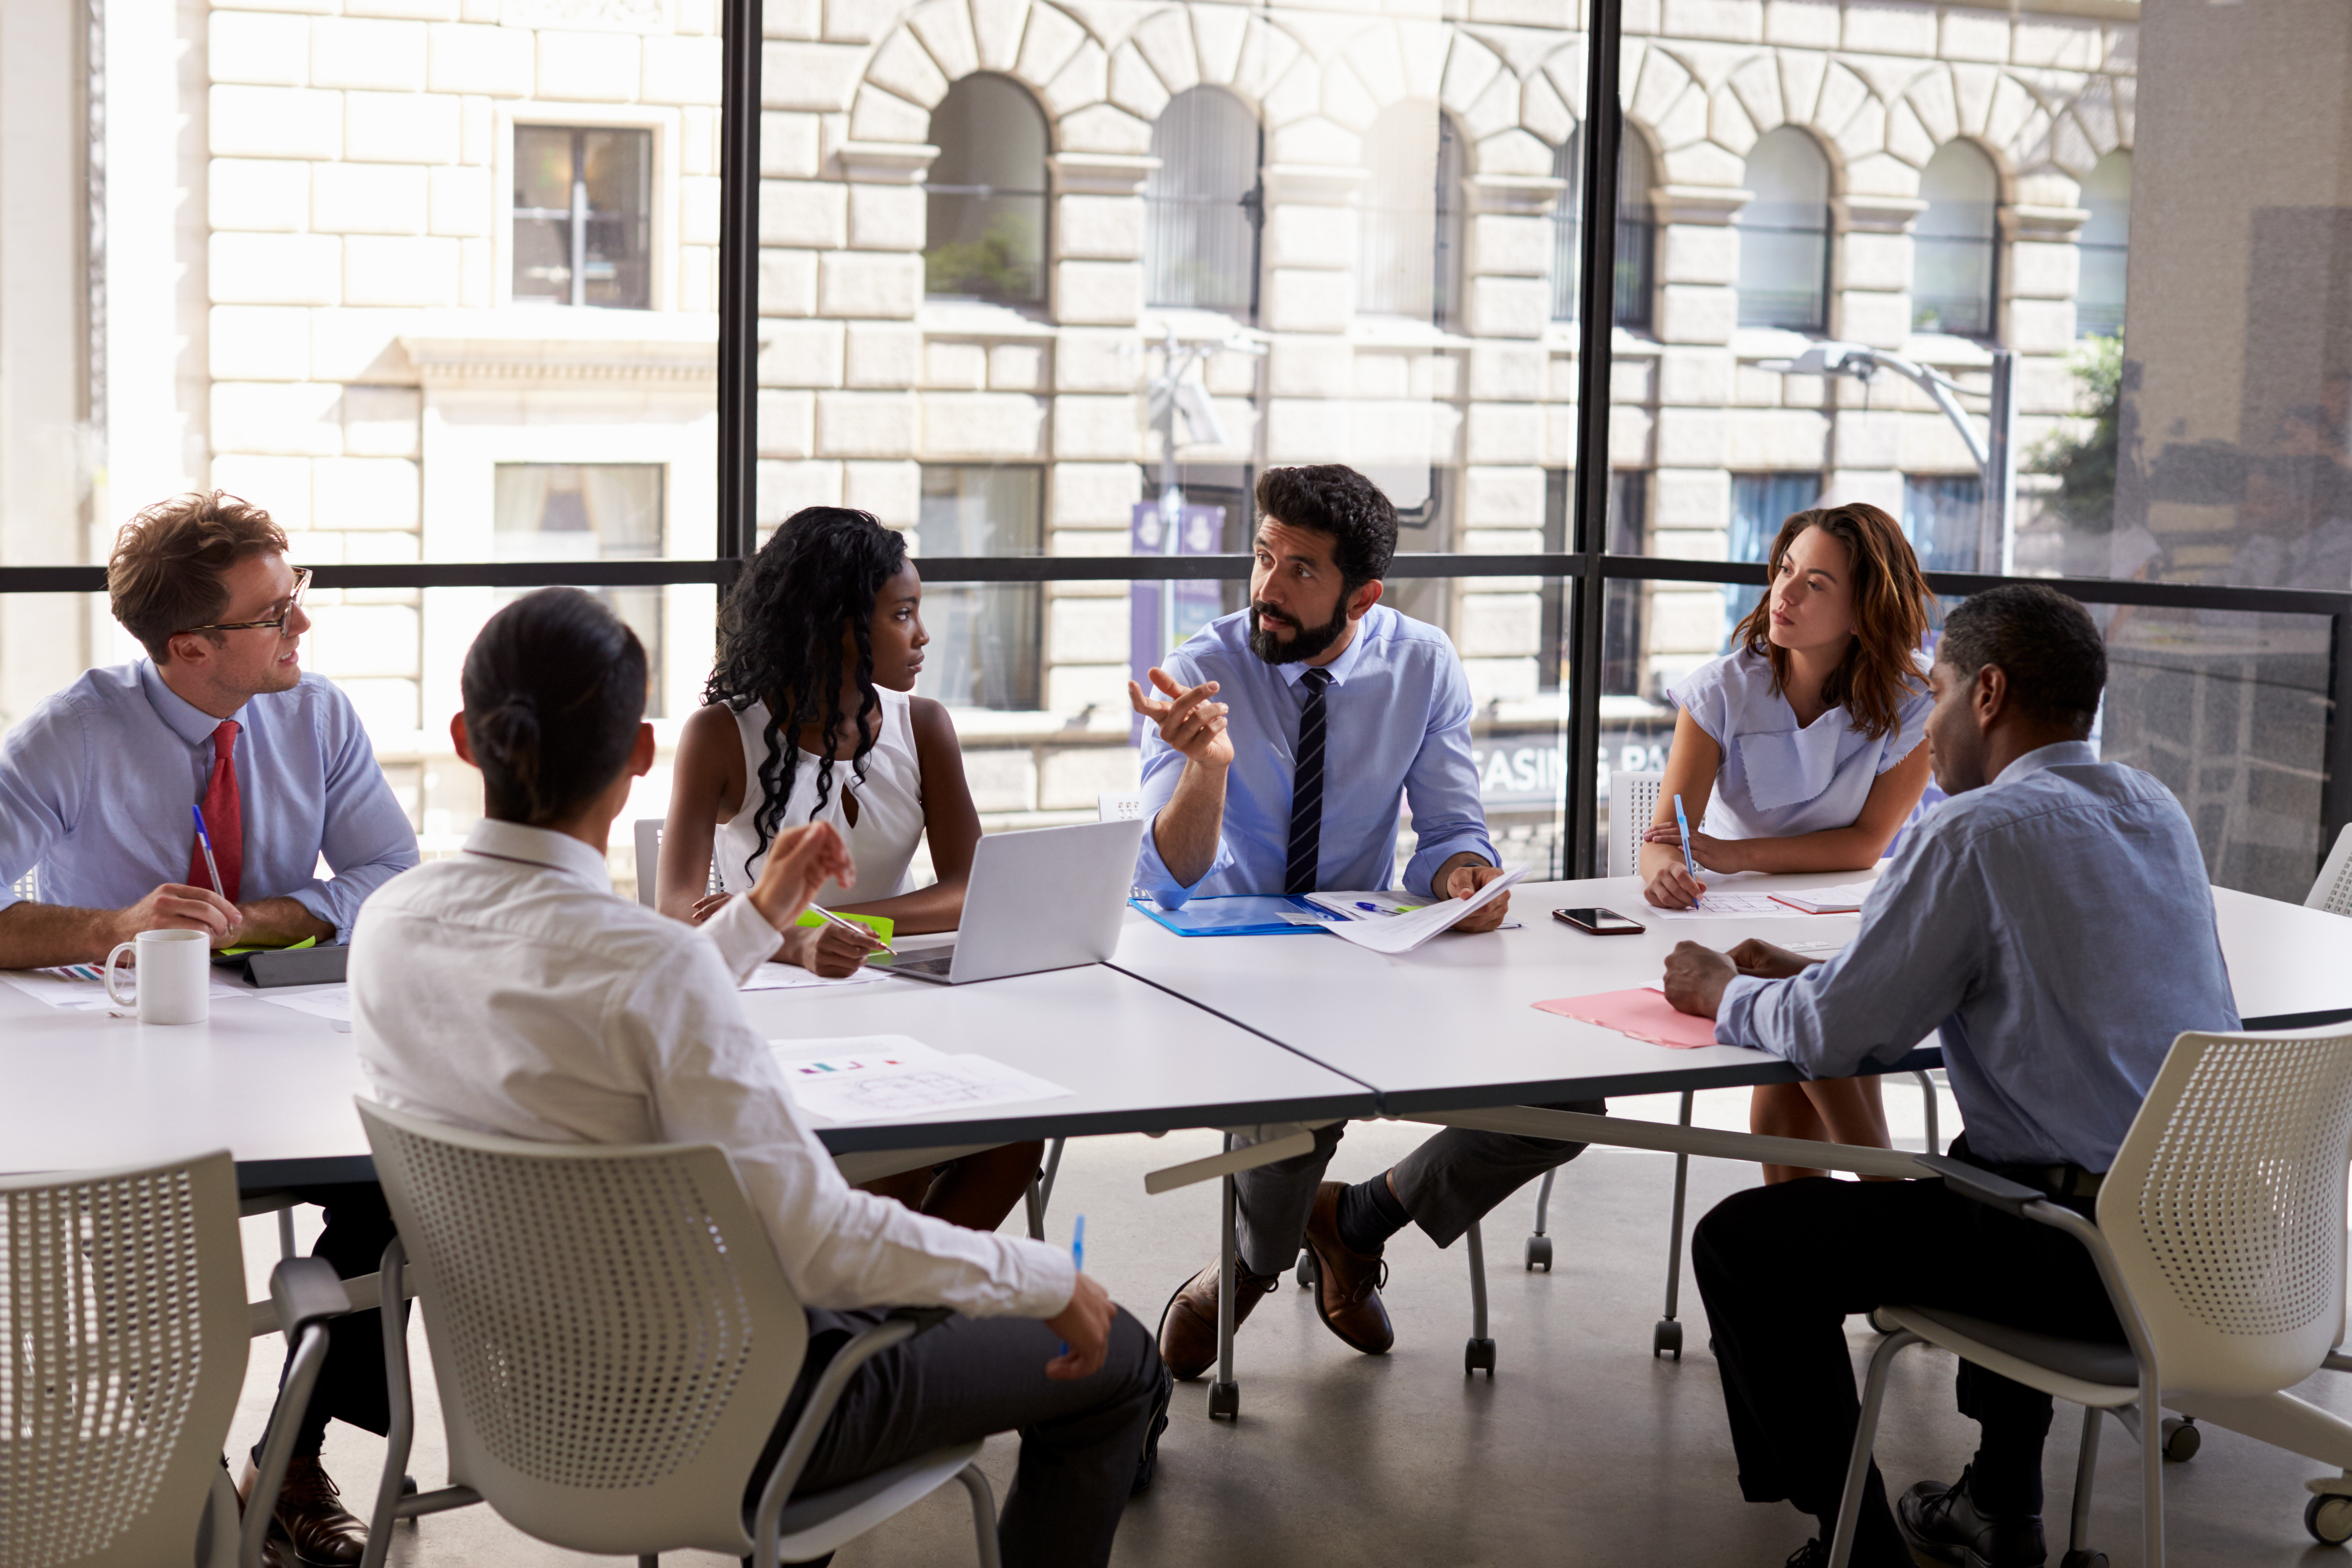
[2140,1385,2166,1568]
[1023,1176,1044,1242]
[956,1463,1002,1568]
[1210,1145,1239,1421]
[362,1239,414,1568]
[1037,1137,1066,1215]
[277,1203,299,1260]
[1912,1070,1940,1155]
[1525,1170,1555,1271]
[1655,1091,1694,1358]
[2068,1406,2103,1563]
[1827,1328,1921,1568]
[1464,1220,1494,1376]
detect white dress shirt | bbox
[351,818,1075,1319]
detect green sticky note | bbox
[217,935,319,957]
[794,910,894,941]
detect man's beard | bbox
[1247,593,1351,665]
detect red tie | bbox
[188,720,244,904]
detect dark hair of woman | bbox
[1729,501,1932,742]
[704,506,909,881]
[461,586,648,826]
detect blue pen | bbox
[1060,1215,1087,1353]
[1672,794,1702,906]
[190,804,225,896]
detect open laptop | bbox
[877,817,1147,985]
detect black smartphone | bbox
[1553,907,1646,936]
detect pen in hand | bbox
[812,903,895,955]
[1672,794,1703,908]
[191,804,225,897]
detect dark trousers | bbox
[1231,1102,1605,1275]
[1691,1174,2119,1567]
[245,1181,402,1459]
[752,1305,1166,1568]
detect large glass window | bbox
[1736,128,1833,332]
[493,465,668,715]
[914,464,1043,711]
[1903,472,1986,575]
[1145,88,1262,315]
[1721,472,1824,641]
[512,127,652,310]
[1359,107,1461,326]
[1913,142,1999,338]
[1552,128,1656,330]
[2076,151,2131,341]
[924,76,1049,307]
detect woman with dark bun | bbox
[661,505,1041,1231]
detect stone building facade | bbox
[7,0,2140,878]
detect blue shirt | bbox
[1715,741,2240,1170]
[1136,604,1497,906]
[0,662,420,941]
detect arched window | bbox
[1145,88,1262,314]
[2077,150,2130,339]
[1737,128,1833,332]
[1550,125,1655,329]
[1913,141,1999,337]
[924,75,1049,306]
[1358,106,1461,326]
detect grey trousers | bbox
[1233,1102,1607,1276]
[752,1305,1166,1568]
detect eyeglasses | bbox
[182,567,311,636]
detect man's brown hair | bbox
[108,492,290,662]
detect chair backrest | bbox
[1608,771,1664,879]
[1098,791,1145,823]
[2309,823,2352,917]
[0,1151,248,1568]
[632,819,662,908]
[358,1101,807,1557]
[2100,1026,2352,1398]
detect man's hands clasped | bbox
[1661,936,1822,1019]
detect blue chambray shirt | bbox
[1135,604,1498,907]
[0,662,420,941]
[1715,741,2240,1171]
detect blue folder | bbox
[1128,894,1346,937]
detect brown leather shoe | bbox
[1303,1181,1394,1355]
[1156,1257,1281,1381]
[226,1459,292,1568]
[240,1455,368,1568]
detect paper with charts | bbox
[1533,987,1721,1050]
[771,1034,1073,1124]
[0,965,252,1013]
[742,963,890,991]
[1640,891,1821,922]
[1316,864,1533,954]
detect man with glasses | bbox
[0,490,418,1566]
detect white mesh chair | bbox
[0,1151,250,1568]
[1828,1025,2352,1568]
[2309,823,2352,917]
[356,1100,1001,1568]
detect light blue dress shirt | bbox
[1715,741,2240,1171]
[0,662,420,941]
[1136,604,1498,907]
[1669,647,1931,840]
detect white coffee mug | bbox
[103,927,211,1025]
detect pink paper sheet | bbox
[1533,986,1722,1049]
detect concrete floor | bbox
[228,1087,2352,1567]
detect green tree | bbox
[2029,333,2122,531]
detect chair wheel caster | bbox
[1465,1338,1495,1377]
[2308,1493,2352,1546]
[1295,1251,1316,1289]
[1524,1235,1552,1271]
[1653,1318,1683,1359]
[400,1474,418,1497]
[2059,1550,2109,1568]
[1208,1381,1239,1421]
[2159,1416,2200,1462]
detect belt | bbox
[1991,1161,2106,1201]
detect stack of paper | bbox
[1642,892,1819,923]
[770,1034,1073,1123]
[1766,882,1877,914]
[742,963,892,991]
[1532,988,1721,1049]
[1317,865,1531,955]
[0,967,251,1013]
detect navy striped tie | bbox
[1284,669,1334,896]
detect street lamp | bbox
[1757,340,2018,575]
[1139,324,1267,650]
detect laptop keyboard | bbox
[883,950,956,978]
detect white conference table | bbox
[1108,868,2352,1114]
[0,958,1374,1190]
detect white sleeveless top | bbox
[712,689,926,907]
[1667,648,1930,841]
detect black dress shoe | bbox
[1784,1541,1828,1568]
[1898,1467,2048,1568]
[1130,1363,1174,1496]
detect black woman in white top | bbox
[660,506,1042,1232]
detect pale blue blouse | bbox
[1668,648,1930,841]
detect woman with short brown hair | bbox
[1639,501,1936,1181]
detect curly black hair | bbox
[1254,465,1400,591]
[704,506,908,881]
[1937,582,2107,737]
